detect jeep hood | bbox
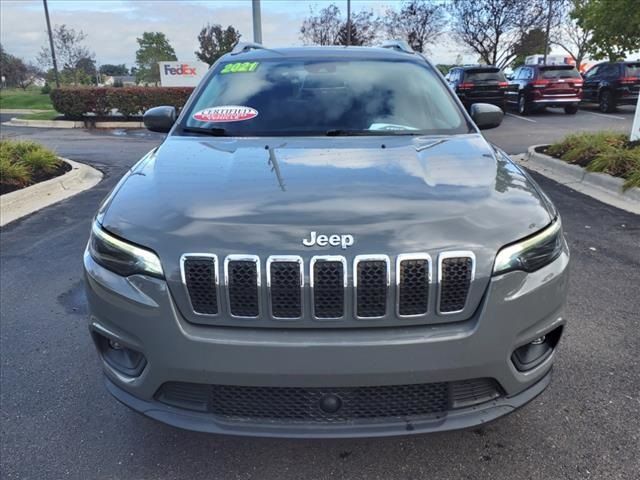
[99,133,552,276]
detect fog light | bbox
[511,327,563,372]
[92,331,147,377]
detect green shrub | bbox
[50,86,194,119]
[41,83,51,95]
[547,132,640,190]
[0,140,61,191]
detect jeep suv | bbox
[506,64,582,115]
[84,43,569,437]
[446,65,510,110]
[581,61,640,112]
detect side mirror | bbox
[143,106,176,133]
[505,74,514,81]
[470,103,503,130]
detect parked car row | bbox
[446,61,640,116]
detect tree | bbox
[336,10,379,46]
[552,1,592,69]
[0,44,41,89]
[572,0,640,61]
[511,28,548,67]
[300,3,378,46]
[383,0,446,53]
[37,24,94,85]
[195,24,241,66]
[300,4,342,46]
[135,32,177,85]
[448,0,547,68]
[99,64,129,76]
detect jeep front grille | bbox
[179,252,476,325]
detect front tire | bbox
[599,90,615,113]
[564,104,578,115]
[518,94,531,115]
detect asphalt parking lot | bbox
[1,107,639,479]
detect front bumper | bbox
[84,247,569,437]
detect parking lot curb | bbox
[2,118,144,129]
[513,146,640,215]
[0,157,103,226]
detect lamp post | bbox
[252,0,262,44]
[43,0,60,88]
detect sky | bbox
[0,0,483,67]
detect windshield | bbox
[181,57,470,136]
[464,68,505,83]
[625,63,640,77]
[539,67,581,79]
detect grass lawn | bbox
[20,110,60,120]
[0,87,54,110]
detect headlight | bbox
[493,219,564,275]
[88,222,163,278]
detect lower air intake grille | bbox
[356,259,388,318]
[313,260,345,318]
[183,257,218,315]
[269,261,302,318]
[439,256,473,313]
[227,260,259,317]
[398,259,429,316]
[156,378,501,422]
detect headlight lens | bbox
[88,222,163,278]
[493,219,564,275]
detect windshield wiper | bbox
[181,126,229,136]
[326,129,398,136]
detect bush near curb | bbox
[0,140,68,195]
[546,132,640,190]
[50,87,194,119]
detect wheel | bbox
[518,94,531,115]
[564,104,578,115]
[599,90,616,113]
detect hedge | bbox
[50,87,195,119]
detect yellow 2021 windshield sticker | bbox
[220,62,259,74]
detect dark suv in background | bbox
[446,65,510,110]
[506,64,582,115]
[581,61,640,112]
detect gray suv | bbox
[84,42,569,437]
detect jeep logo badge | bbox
[302,232,354,249]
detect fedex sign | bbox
[159,61,208,87]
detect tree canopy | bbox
[572,0,640,61]
[195,24,241,66]
[135,32,177,85]
[37,24,95,85]
[383,0,446,53]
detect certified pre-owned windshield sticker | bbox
[192,106,258,123]
[220,62,259,74]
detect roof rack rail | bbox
[379,40,414,54]
[230,42,267,55]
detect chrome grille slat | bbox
[180,254,219,316]
[354,255,390,319]
[437,251,475,315]
[310,256,347,319]
[267,256,303,320]
[396,253,431,318]
[225,255,261,318]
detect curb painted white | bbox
[0,157,103,226]
[2,118,144,129]
[513,146,640,215]
[0,108,51,114]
